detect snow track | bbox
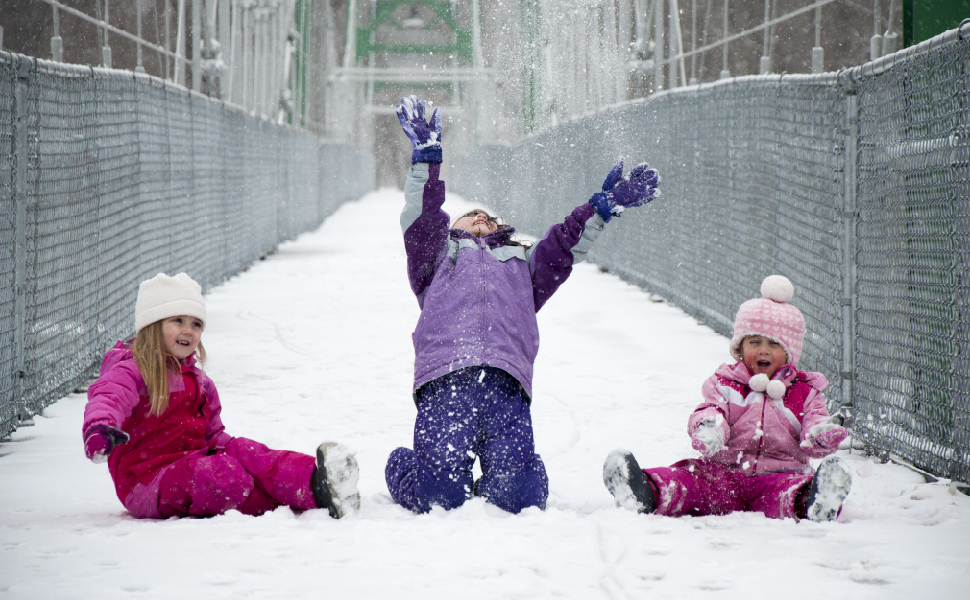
[1,190,968,598]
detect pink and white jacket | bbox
[688,362,836,475]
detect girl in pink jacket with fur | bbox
[82,273,360,519]
[603,275,852,521]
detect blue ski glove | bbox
[589,158,661,222]
[396,95,442,164]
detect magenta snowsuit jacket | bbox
[82,341,233,512]
[689,362,836,476]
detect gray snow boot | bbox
[313,442,360,519]
[804,457,852,522]
[603,449,655,514]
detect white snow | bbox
[2,189,969,598]
[693,416,726,455]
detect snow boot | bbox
[804,457,852,522]
[313,442,360,519]
[603,449,655,514]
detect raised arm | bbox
[397,96,448,305]
[529,157,661,311]
[529,203,602,311]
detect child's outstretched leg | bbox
[800,457,852,521]
[475,368,548,513]
[603,449,656,513]
[605,458,746,517]
[157,437,358,518]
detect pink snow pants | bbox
[644,459,812,519]
[156,437,318,518]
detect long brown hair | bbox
[453,209,533,249]
[131,320,206,415]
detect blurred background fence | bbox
[0,50,374,438]
[452,23,970,484]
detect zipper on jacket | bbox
[752,391,768,473]
[481,242,487,362]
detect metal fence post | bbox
[812,5,824,74]
[11,57,32,426]
[51,7,64,62]
[192,0,202,91]
[841,89,859,418]
[102,0,113,68]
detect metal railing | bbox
[451,23,970,483]
[27,0,306,124]
[0,50,374,438]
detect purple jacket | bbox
[688,362,835,475]
[402,162,605,399]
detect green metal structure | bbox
[519,0,542,134]
[903,0,970,47]
[352,0,474,64]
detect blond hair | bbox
[131,320,206,415]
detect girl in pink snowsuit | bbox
[603,275,852,521]
[82,272,360,519]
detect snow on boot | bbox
[313,442,360,519]
[602,449,655,514]
[805,457,852,522]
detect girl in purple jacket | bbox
[603,275,853,521]
[82,272,360,519]
[385,96,661,514]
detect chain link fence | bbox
[0,51,374,439]
[452,25,970,483]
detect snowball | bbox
[761,275,794,303]
[766,380,786,399]
[749,373,769,392]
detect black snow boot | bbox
[312,442,360,519]
[603,449,656,514]
[802,457,852,522]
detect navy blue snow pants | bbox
[385,366,548,514]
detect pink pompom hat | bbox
[729,275,806,367]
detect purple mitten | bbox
[589,157,661,222]
[84,424,130,463]
[396,95,442,164]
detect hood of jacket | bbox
[450,226,517,249]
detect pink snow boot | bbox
[603,449,656,514]
[312,442,360,518]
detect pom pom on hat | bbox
[761,275,794,303]
[135,272,206,333]
[729,275,806,367]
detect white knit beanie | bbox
[135,272,206,333]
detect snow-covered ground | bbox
[2,189,969,599]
